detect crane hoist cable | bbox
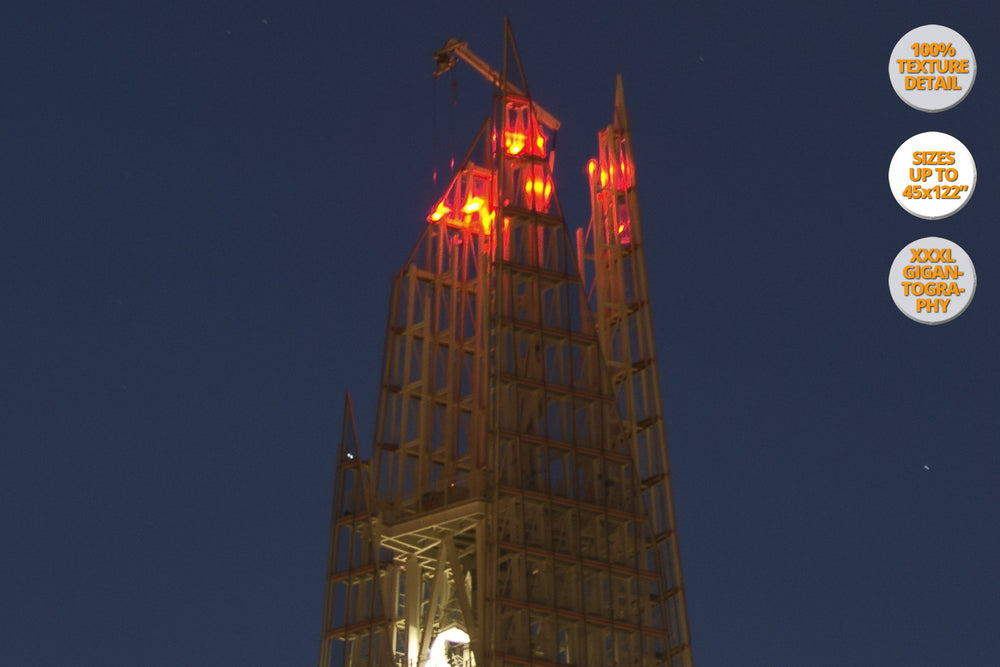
[432,37,560,132]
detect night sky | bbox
[4,2,999,665]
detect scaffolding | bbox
[319,22,692,667]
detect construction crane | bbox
[432,37,561,131]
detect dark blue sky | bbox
[3,2,999,665]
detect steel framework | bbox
[319,22,692,667]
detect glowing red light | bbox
[504,129,547,157]
[426,167,495,234]
[523,165,553,210]
[429,202,451,222]
[503,99,548,158]
[505,132,526,156]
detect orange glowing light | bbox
[458,195,494,233]
[479,206,495,234]
[505,132,526,156]
[524,165,553,210]
[617,224,625,234]
[429,202,451,222]
[426,164,495,234]
[502,101,547,158]
[591,149,635,192]
[614,148,634,190]
[503,129,547,157]
[525,177,552,199]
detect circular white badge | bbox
[888,24,976,112]
[888,132,976,219]
[888,237,976,324]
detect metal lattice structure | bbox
[319,22,692,667]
